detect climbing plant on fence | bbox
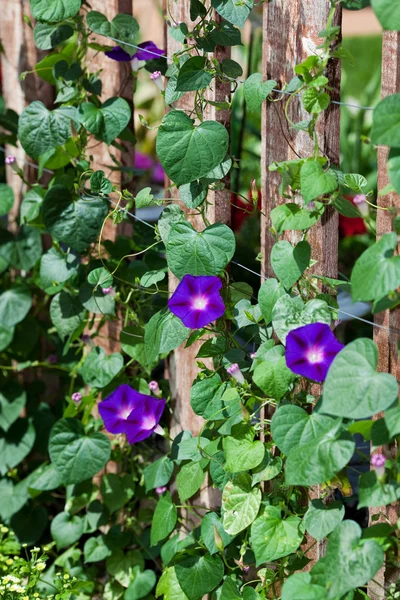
[0,0,398,599]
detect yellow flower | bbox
[0,526,8,533]
[35,563,46,571]
[63,574,70,580]
[33,593,40,597]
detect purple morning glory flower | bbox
[98,383,166,444]
[105,41,165,63]
[105,46,132,62]
[135,151,153,171]
[168,275,225,329]
[134,41,165,61]
[285,322,344,382]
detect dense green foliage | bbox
[0,0,399,599]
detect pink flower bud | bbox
[72,392,82,404]
[5,155,19,173]
[150,71,164,91]
[353,194,369,217]
[371,453,386,479]
[156,486,167,495]
[148,381,161,397]
[226,363,245,384]
[102,286,113,295]
[250,352,257,359]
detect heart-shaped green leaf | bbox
[351,233,400,301]
[222,473,261,535]
[106,550,144,588]
[79,98,131,145]
[156,111,229,186]
[322,338,398,419]
[358,470,400,508]
[43,186,108,253]
[271,404,340,455]
[211,0,254,28]
[50,511,84,550]
[144,309,190,365]
[18,101,76,159]
[166,221,235,278]
[304,499,345,541]
[271,240,311,288]
[282,573,327,600]
[31,0,81,21]
[49,418,111,485]
[253,352,295,400]
[371,93,400,147]
[50,291,86,339]
[271,202,325,233]
[223,424,265,472]
[250,506,304,566]
[80,347,123,389]
[285,430,355,485]
[175,554,224,600]
[244,73,277,112]
[150,492,177,546]
[370,0,400,30]
[258,278,285,324]
[310,520,384,598]
[86,12,139,55]
[272,295,331,343]
[300,160,338,203]
[0,382,26,432]
[0,418,35,475]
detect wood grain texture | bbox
[86,0,135,351]
[261,0,341,280]
[166,2,230,510]
[0,0,53,226]
[261,0,341,568]
[368,31,400,600]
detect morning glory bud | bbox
[72,392,82,404]
[371,453,386,480]
[226,363,245,384]
[148,380,162,397]
[150,71,164,91]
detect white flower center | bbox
[192,296,208,310]
[142,416,156,430]
[306,347,324,364]
[120,406,133,419]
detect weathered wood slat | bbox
[0,0,53,225]
[261,0,341,281]
[369,30,400,600]
[260,0,342,568]
[166,2,231,509]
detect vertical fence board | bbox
[261,1,340,280]
[166,2,231,508]
[87,0,135,352]
[368,30,400,600]
[261,0,341,567]
[0,0,53,225]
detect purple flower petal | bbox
[135,151,154,171]
[285,322,344,382]
[99,384,166,444]
[152,162,165,184]
[105,46,132,62]
[134,41,165,61]
[168,275,225,329]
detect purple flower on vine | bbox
[98,383,166,444]
[134,41,165,61]
[105,41,164,63]
[285,322,343,382]
[168,274,225,329]
[105,46,131,62]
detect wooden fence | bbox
[0,0,398,596]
